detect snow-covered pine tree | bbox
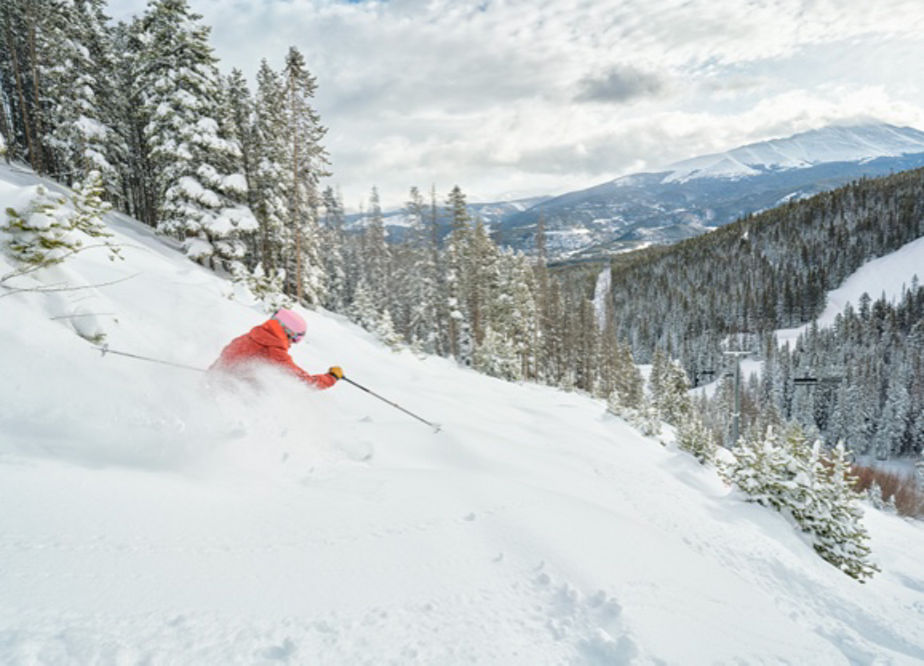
[235,261,289,312]
[2,184,73,268]
[349,277,379,332]
[107,19,151,223]
[867,480,887,511]
[474,325,521,381]
[38,0,117,187]
[75,0,127,192]
[280,46,329,304]
[613,340,644,412]
[251,59,288,279]
[496,250,538,380]
[402,186,441,353]
[466,218,497,348]
[133,0,256,270]
[374,307,402,350]
[69,169,120,262]
[362,186,390,311]
[222,68,258,231]
[649,349,668,406]
[676,410,717,464]
[799,441,879,581]
[0,0,48,172]
[654,357,692,425]
[635,401,662,437]
[721,425,793,511]
[319,186,348,311]
[444,185,473,364]
[2,173,122,273]
[724,425,878,581]
[873,370,912,460]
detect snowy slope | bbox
[692,234,924,396]
[2,164,924,665]
[777,235,924,348]
[664,124,924,183]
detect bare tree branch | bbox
[50,312,115,320]
[0,243,114,284]
[0,273,139,298]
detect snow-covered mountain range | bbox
[663,124,924,183]
[3,164,924,664]
[485,123,924,259]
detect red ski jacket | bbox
[211,319,336,390]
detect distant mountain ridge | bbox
[662,124,924,183]
[493,123,924,260]
[350,123,924,260]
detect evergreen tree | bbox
[723,426,878,581]
[801,441,879,581]
[250,59,288,279]
[39,0,118,185]
[69,169,120,261]
[349,277,378,332]
[133,0,256,268]
[474,325,522,381]
[676,411,717,464]
[362,186,390,309]
[402,186,441,353]
[0,0,49,172]
[444,185,473,363]
[320,185,348,311]
[2,184,73,267]
[2,174,120,270]
[280,45,329,304]
[654,357,692,425]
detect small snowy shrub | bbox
[2,185,75,268]
[653,358,692,425]
[2,174,120,272]
[630,400,661,438]
[676,412,717,464]
[722,426,878,581]
[798,442,879,581]
[70,171,120,262]
[375,309,403,351]
[474,327,522,381]
[234,263,290,312]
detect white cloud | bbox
[107,0,924,209]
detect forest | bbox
[2,0,921,460]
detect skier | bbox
[211,309,343,390]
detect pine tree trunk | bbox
[0,80,12,163]
[5,13,37,169]
[290,77,303,304]
[26,14,44,173]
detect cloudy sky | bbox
[108,0,924,210]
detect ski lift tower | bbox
[723,350,752,446]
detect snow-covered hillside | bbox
[2,164,924,665]
[777,235,924,348]
[692,233,924,397]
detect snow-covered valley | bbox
[2,164,924,665]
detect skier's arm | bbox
[269,347,339,390]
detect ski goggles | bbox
[281,324,305,343]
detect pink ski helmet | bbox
[273,308,307,343]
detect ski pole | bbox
[94,344,207,373]
[342,376,441,433]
